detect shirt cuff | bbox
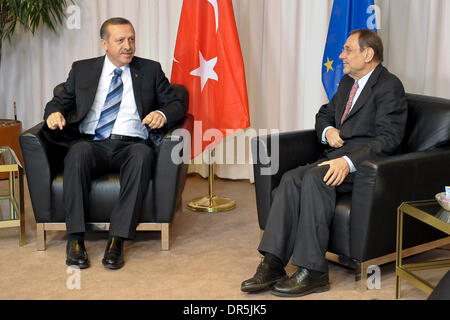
[155,110,167,123]
[321,126,334,144]
[343,156,356,173]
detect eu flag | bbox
[322,0,377,100]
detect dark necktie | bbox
[94,68,123,140]
[340,81,359,125]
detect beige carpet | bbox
[0,174,448,300]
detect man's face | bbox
[339,33,368,79]
[101,24,135,67]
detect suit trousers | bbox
[258,159,353,273]
[63,139,155,239]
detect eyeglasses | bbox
[341,46,365,54]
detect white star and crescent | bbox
[174,0,220,92]
[208,0,219,32]
[190,51,218,91]
[189,0,219,91]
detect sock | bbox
[306,267,327,278]
[67,232,84,241]
[109,235,125,242]
[263,252,285,271]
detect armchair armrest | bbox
[350,148,450,261]
[251,129,325,229]
[153,114,193,221]
[19,122,55,222]
[20,115,193,224]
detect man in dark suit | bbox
[241,29,408,297]
[43,17,186,270]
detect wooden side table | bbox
[0,119,23,180]
[395,200,450,299]
[0,146,25,246]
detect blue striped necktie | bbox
[94,68,123,140]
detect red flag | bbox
[171,0,250,158]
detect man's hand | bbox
[46,112,66,130]
[142,111,166,129]
[318,157,350,186]
[325,128,344,148]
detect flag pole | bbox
[187,147,236,213]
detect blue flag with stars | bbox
[322,0,377,100]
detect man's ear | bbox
[100,38,107,51]
[365,47,375,63]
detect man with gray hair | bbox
[242,29,407,297]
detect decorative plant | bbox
[0,0,71,66]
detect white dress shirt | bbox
[321,68,375,172]
[80,56,155,139]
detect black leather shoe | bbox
[66,240,90,269]
[241,262,287,292]
[102,237,124,270]
[271,267,329,297]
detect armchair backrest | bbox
[400,93,450,153]
[53,83,64,96]
[171,84,189,109]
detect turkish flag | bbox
[171,0,250,158]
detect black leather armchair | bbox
[252,93,450,288]
[428,270,450,300]
[20,84,193,251]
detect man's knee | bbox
[302,165,329,186]
[126,143,154,165]
[65,141,94,164]
[279,170,297,189]
[279,166,311,188]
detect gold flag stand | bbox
[187,148,235,213]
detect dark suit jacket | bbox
[42,55,186,147]
[315,64,408,170]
